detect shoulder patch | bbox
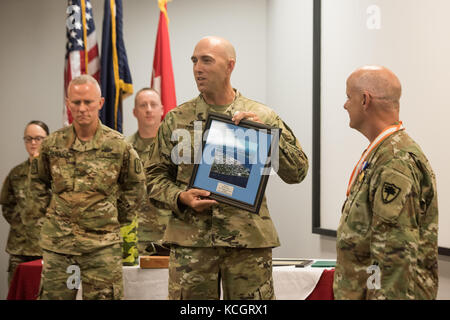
[382,182,401,204]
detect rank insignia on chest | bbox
[382,182,401,203]
[31,159,38,175]
[135,158,142,174]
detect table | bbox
[7,259,334,300]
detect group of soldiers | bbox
[1,82,168,299]
[1,36,439,300]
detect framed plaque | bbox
[188,112,280,214]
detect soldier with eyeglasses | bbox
[1,120,51,286]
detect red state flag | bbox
[151,0,177,118]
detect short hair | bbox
[134,87,161,106]
[67,74,102,97]
[26,120,50,136]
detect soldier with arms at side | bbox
[146,36,309,300]
[334,65,438,299]
[124,87,170,258]
[31,75,146,299]
[1,120,51,286]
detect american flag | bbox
[63,0,100,126]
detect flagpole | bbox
[80,0,89,73]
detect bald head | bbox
[344,66,402,140]
[195,36,236,62]
[347,66,402,108]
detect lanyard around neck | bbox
[346,122,404,197]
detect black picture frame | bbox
[312,0,450,256]
[188,112,280,214]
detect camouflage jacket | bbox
[1,160,50,256]
[126,132,154,165]
[31,121,146,255]
[145,91,309,248]
[126,132,170,244]
[334,130,438,299]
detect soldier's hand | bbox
[232,111,263,125]
[178,189,218,213]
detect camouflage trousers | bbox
[8,254,42,287]
[39,244,123,300]
[168,246,275,300]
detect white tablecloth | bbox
[123,267,169,300]
[273,266,325,299]
[121,264,329,300]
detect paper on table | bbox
[273,259,314,267]
[311,260,336,268]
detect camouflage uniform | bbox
[31,121,146,300]
[334,129,438,300]
[1,160,50,285]
[126,132,170,256]
[146,91,309,299]
[169,246,274,299]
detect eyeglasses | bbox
[23,136,45,143]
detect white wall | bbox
[0,0,448,300]
[265,0,336,259]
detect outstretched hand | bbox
[178,188,218,213]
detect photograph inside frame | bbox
[189,112,280,213]
[208,123,257,189]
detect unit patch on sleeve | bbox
[382,182,401,204]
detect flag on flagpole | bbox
[100,0,133,133]
[64,0,100,126]
[151,0,177,119]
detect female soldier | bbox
[1,120,51,286]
